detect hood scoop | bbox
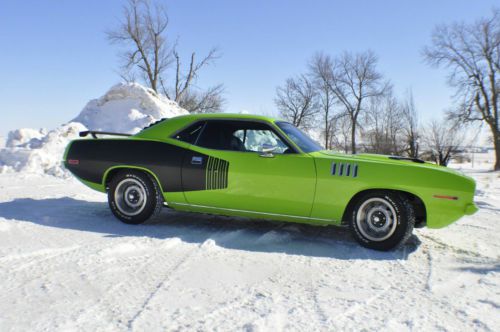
[388,156,425,163]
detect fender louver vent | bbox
[331,162,358,178]
[206,156,229,190]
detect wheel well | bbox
[104,167,162,193]
[341,189,427,228]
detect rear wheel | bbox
[349,191,415,251]
[108,170,163,224]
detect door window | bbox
[195,120,293,153]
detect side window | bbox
[196,120,293,153]
[173,122,205,144]
[233,129,288,153]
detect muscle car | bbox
[64,113,478,250]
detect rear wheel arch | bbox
[103,166,164,194]
[342,189,426,228]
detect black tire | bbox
[107,170,163,224]
[349,191,415,251]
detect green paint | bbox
[66,113,478,229]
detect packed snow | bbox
[0,152,498,331]
[72,82,187,134]
[0,83,188,177]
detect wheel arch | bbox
[341,188,427,228]
[103,165,164,193]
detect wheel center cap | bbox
[371,211,387,228]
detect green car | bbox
[64,113,478,251]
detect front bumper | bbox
[464,202,479,216]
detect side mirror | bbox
[260,144,277,158]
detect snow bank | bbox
[72,82,187,134]
[0,83,188,177]
[6,128,47,148]
[0,123,86,177]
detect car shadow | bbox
[0,197,421,260]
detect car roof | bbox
[171,113,279,122]
[135,113,284,140]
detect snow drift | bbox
[72,82,187,134]
[0,83,188,177]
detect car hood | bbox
[314,151,463,175]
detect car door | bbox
[180,119,316,218]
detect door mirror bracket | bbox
[260,144,277,158]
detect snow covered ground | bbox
[0,156,498,331]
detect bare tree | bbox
[309,53,337,149]
[176,84,224,114]
[401,89,420,158]
[330,115,352,153]
[364,94,405,155]
[422,119,463,166]
[423,8,500,170]
[108,0,223,113]
[314,51,389,154]
[275,75,318,129]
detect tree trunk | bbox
[494,133,500,171]
[351,121,356,154]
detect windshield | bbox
[275,121,323,153]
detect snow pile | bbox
[72,82,187,134]
[0,83,188,177]
[0,123,86,177]
[5,128,47,148]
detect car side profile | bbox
[64,113,478,250]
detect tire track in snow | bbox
[126,229,229,330]
[126,246,198,330]
[306,257,329,329]
[68,238,185,329]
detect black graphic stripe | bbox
[206,156,229,190]
[65,139,230,193]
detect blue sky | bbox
[0,0,498,135]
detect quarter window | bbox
[174,122,205,144]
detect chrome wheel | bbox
[356,197,397,242]
[114,178,147,217]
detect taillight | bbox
[68,159,79,165]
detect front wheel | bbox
[349,191,415,251]
[108,170,163,224]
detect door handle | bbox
[191,156,203,165]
